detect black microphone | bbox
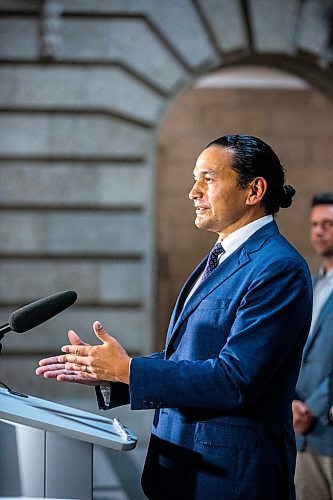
[0,290,77,341]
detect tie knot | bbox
[210,242,224,258]
[196,242,226,286]
[197,242,225,284]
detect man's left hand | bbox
[59,321,131,384]
[292,400,316,434]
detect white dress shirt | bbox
[185,214,273,304]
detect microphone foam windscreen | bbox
[9,290,77,333]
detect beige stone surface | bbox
[0,66,163,123]
[0,260,142,303]
[0,114,152,157]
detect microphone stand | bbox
[0,323,11,338]
[0,323,11,356]
[0,323,28,396]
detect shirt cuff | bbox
[98,358,132,408]
[100,384,111,407]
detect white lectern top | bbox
[0,387,137,451]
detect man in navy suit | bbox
[293,193,333,500]
[37,135,312,499]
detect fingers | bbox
[57,354,95,376]
[38,356,60,367]
[58,367,91,377]
[36,355,91,378]
[61,344,91,356]
[35,363,65,378]
[56,373,85,382]
[59,326,100,373]
[36,363,96,383]
[56,373,100,386]
[41,368,75,379]
[36,362,65,375]
[58,353,90,367]
[36,362,101,386]
[298,404,308,415]
[61,322,113,354]
[67,329,90,347]
[298,403,312,419]
[93,321,112,343]
[36,323,119,384]
[64,362,91,373]
[293,400,311,420]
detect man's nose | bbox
[313,224,324,237]
[189,181,202,200]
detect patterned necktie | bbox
[199,242,225,284]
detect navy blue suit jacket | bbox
[99,221,312,499]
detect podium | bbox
[0,387,137,499]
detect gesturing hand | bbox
[36,329,104,386]
[58,321,131,385]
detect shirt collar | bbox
[318,267,333,279]
[220,215,273,255]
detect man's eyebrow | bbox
[193,169,217,177]
[311,217,333,221]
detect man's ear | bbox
[246,177,267,206]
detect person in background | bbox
[36,135,312,500]
[293,192,333,500]
[329,369,333,425]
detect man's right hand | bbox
[292,399,316,434]
[35,330,105,386]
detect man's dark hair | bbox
[206,134,295,215]
[311,193,333,207]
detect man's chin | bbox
[195,218,213,231]
[321,250,333,258]
[314,245,333,257]
[195,218,206,229]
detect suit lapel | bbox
[176,246,249,329]
[165,257,207,345]
[165,220,280,354]
[166,246,250,353]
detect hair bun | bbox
[279,184,296,208]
